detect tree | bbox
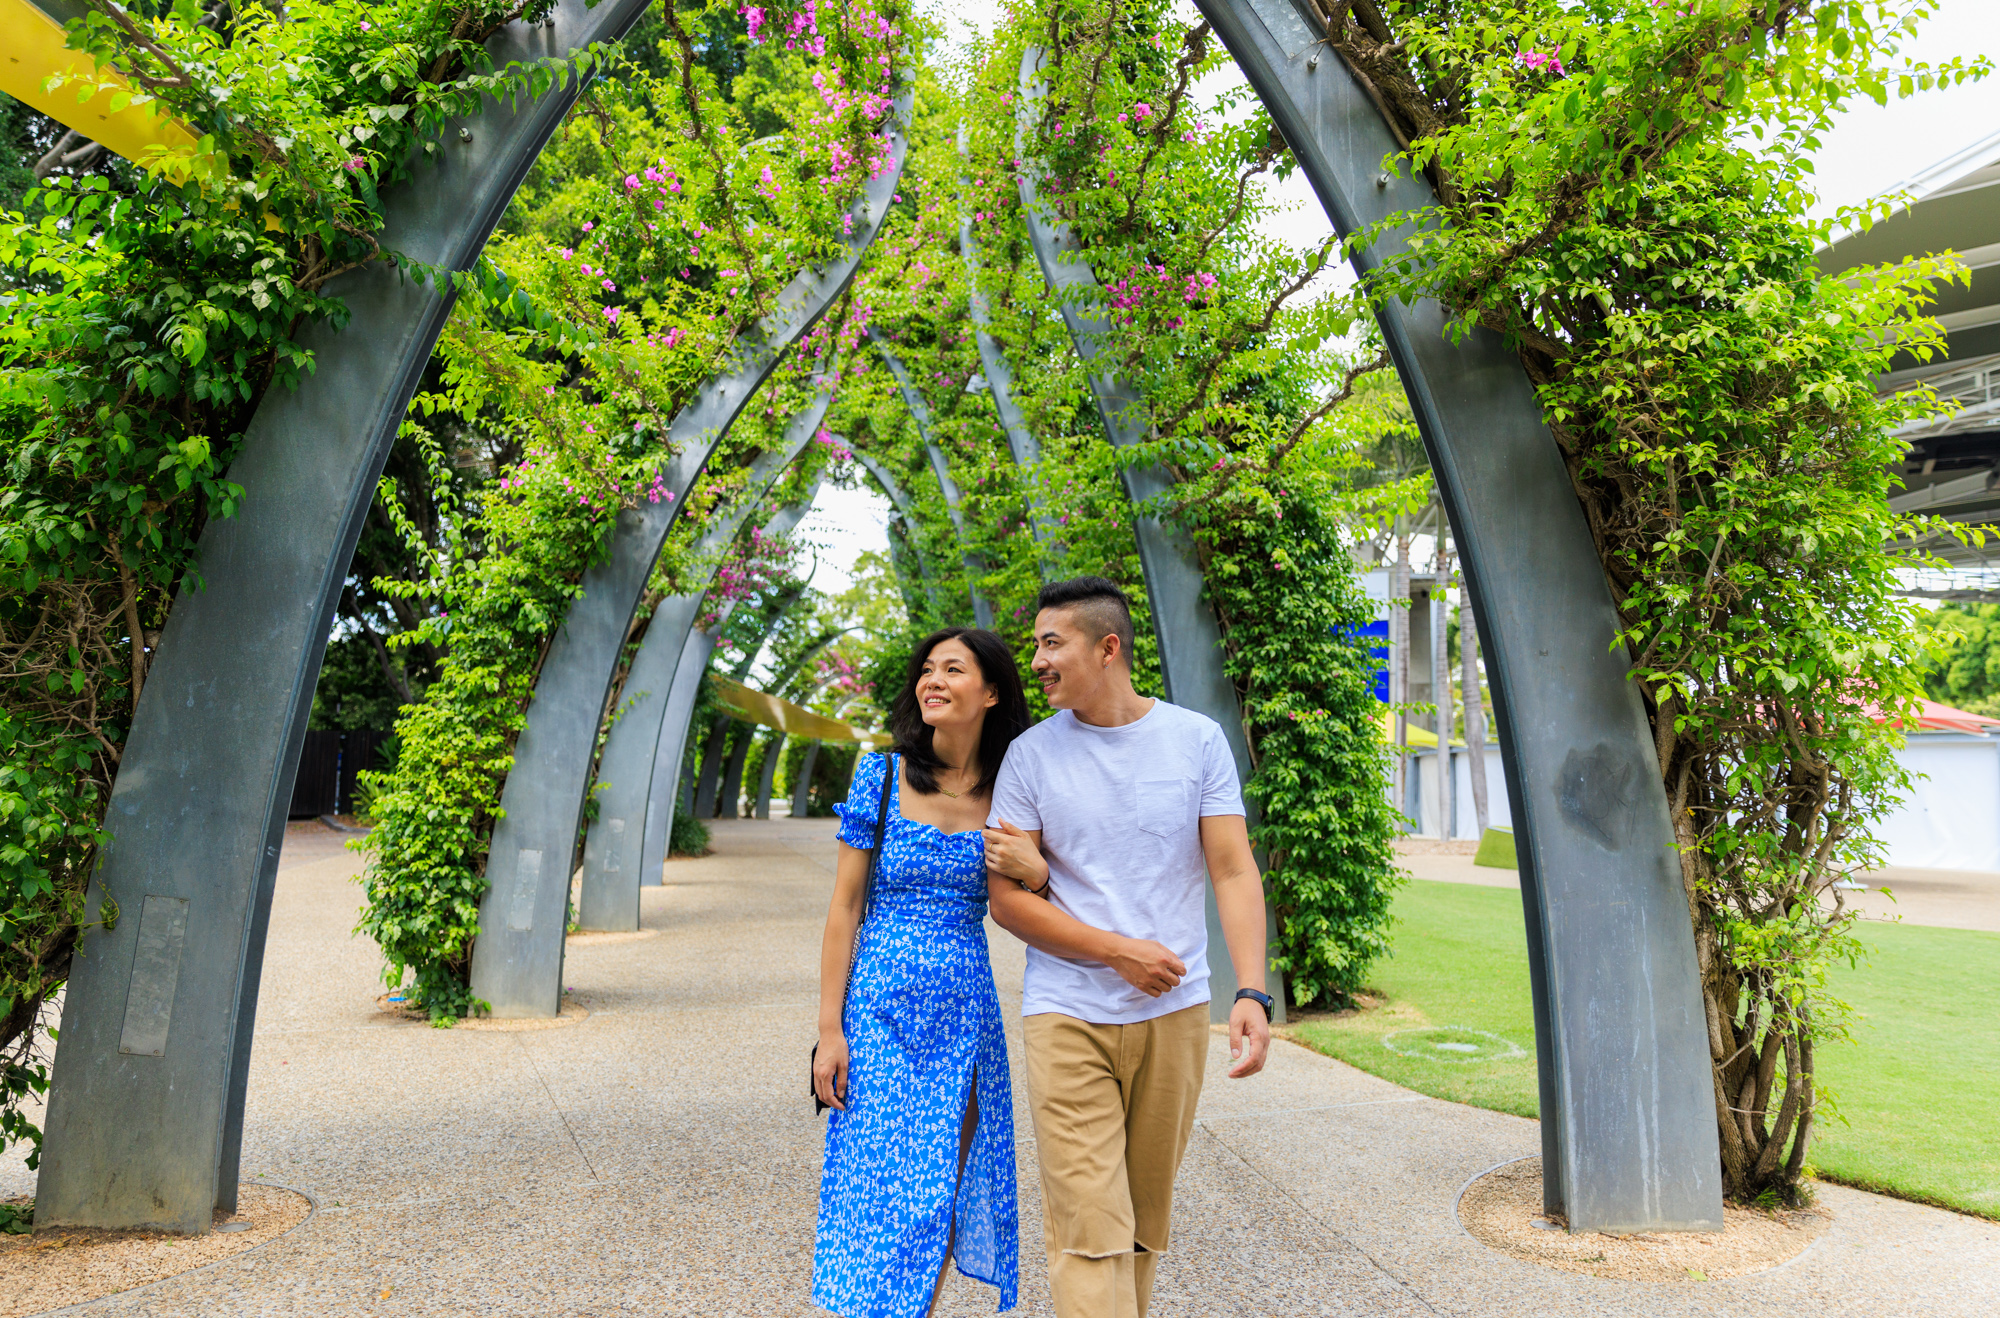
[1321,0,1986,1204]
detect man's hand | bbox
[1107,937,1186,997]
[983,818,1048,891]
[1226,997,1271,1078]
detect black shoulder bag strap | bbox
[812,752,895,1114]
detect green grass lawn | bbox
[1287,879,2000,1220]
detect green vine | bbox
[1329,0,1988,1202]
[0,0,598,1167]
[354,2,915,1021]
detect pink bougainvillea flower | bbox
[343,156,364,171]
[1133,102,1153,118]
[1516,46,1565,75]
[603,306,620,323]
[582,221,595,232]
[358,20,370,30]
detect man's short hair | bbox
[1036,576,1136,668]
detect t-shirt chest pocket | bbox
[1136,779,1192,838]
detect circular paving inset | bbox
[1458,1157,1832,1281]
[373,994,590,1030]
[0,1183,313,1317]
[1381,1026,1526,1063]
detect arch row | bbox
[33,0,1718,1239]
[34,0,905,1232]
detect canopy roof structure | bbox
[3,0,201,173]
[713,677,890,747]
[1822,129,2000,594]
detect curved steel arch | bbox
[34,0,660,1232]
[1194,0,1720,1233]
[632,483,823,890]
[1015,49,1284,1023]
[869,334,995,628]
[467,114,908,1019]
[576,390,834,931]
[853,446,947,620]
[687,571,815,817]
[960,213,1057,558]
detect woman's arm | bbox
[813,839,872,1110]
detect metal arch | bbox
[633,487,822,888]
[35,0,660,1233]
[467,116,908,1019]
[853,446,946,619]
[959,208,1059,558]
[868,334,995,628]
[752,729,788,818]
[576,390,834,932]
[959,221,1043,470]
[1014,49,1284,1024]
[688,574,813,817]
[1194,0,1721,1232]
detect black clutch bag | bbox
[811,752,894,1115]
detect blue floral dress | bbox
[813,752,1020,1317]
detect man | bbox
[983,576,1272,1318]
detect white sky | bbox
[792,480,894,599]
[796,1,2000,599]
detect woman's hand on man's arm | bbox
[982,818,1049,892]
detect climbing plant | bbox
[1318,0,1986,1202]
[0,0,609,1167]
[355,1,915,1022]
[947,0,1408,1004]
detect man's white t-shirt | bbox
[987,700,1244,1024]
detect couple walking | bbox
[811,577,1276,1318]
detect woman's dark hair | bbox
[889,628,1032,798]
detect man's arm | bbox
[985,825,1188,998]
[1202,813,1272,1078]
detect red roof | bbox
[1885,698,2000,734]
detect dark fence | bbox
[288,730,390,818]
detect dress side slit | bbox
[927,1072,980,1316]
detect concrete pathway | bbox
[5,818,1996,1315]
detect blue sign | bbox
[1335,619,1391,702]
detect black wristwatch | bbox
[1234,987,1274,1020]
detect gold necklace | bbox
[936,765,973,799]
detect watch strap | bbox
[1234,987,1274,1019]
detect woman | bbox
[812,628,1039,1318]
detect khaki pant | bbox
[1022,1004,1209,1318]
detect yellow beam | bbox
[714,677,891,747]
[1379,707,1452,750]
[2,0,202,174]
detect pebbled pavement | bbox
[4,816,1994,1316]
